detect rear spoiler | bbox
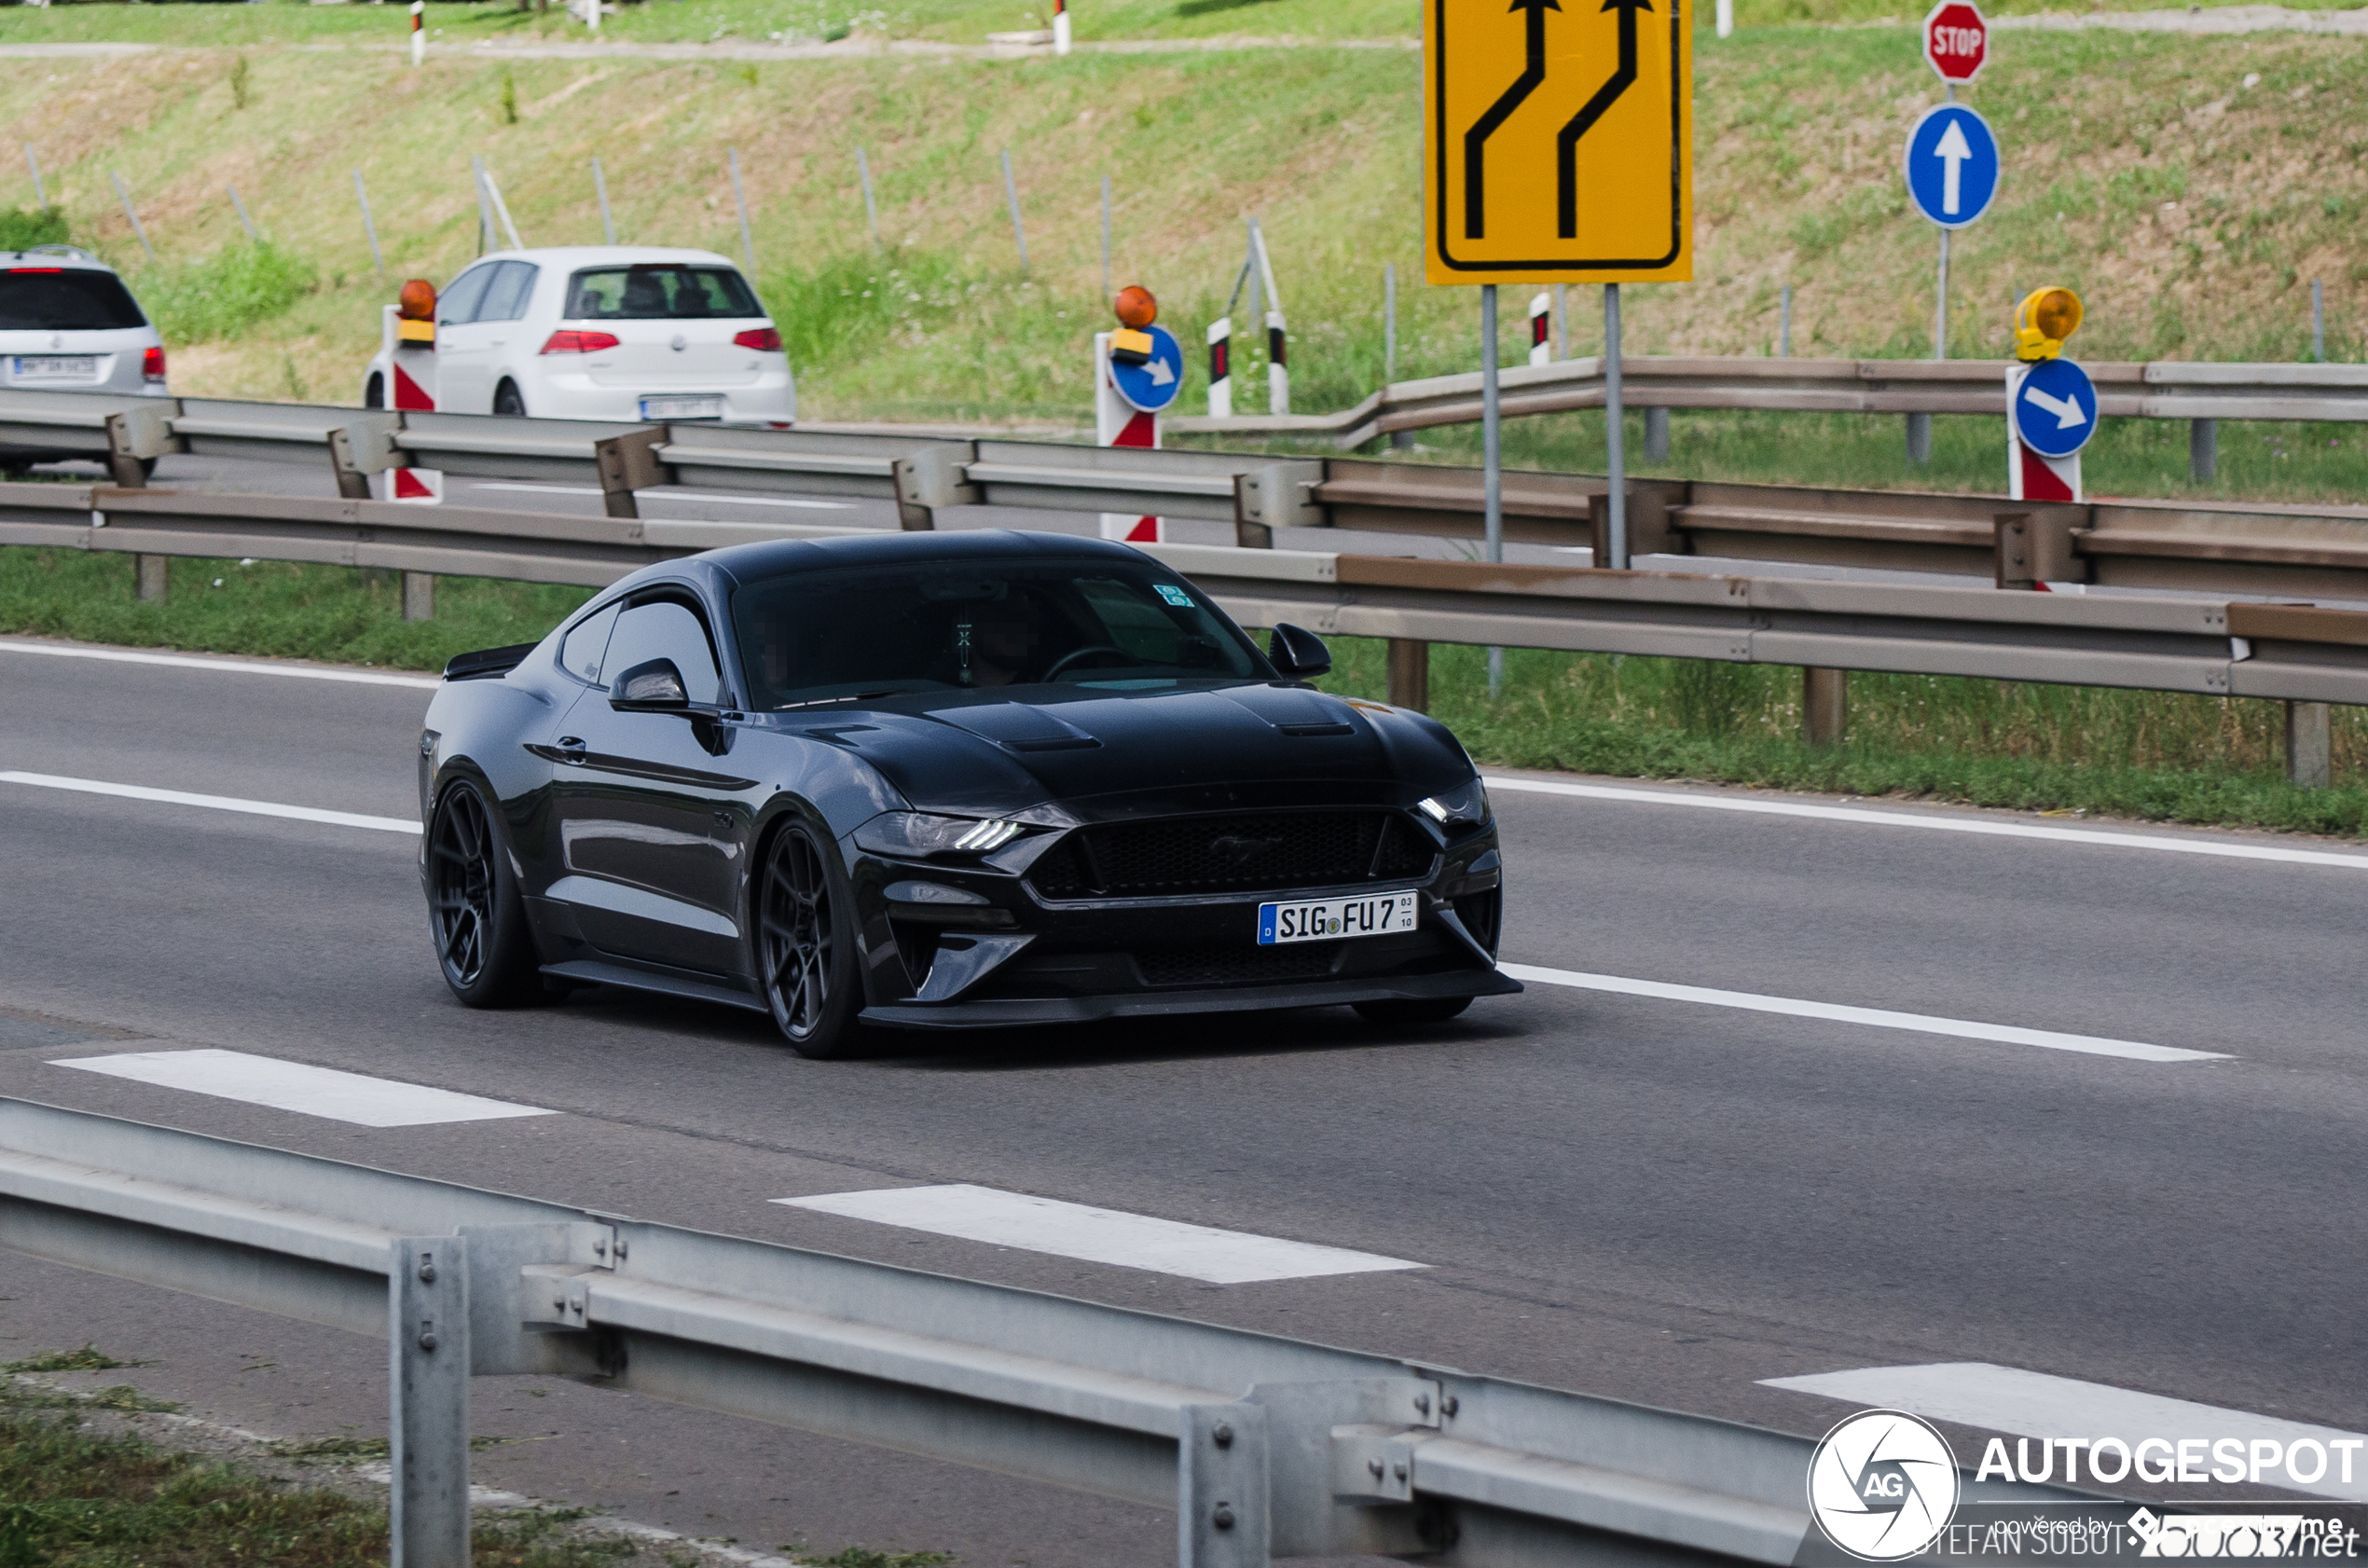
[441,642,537,681]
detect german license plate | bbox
[640,394,723,420]
[12,355,96,379]
[1258,890,1418,945]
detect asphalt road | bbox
[4,640,2365,1563]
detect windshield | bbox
[0,268,146,331]
[565,265,761,321]
[731,560,1267,709]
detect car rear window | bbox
[565,266,761,321]
[0,268,147,331]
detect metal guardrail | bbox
[8,385,2368,601]
[7,479,2368,710]
[0,1096,2085,1567]
[1164,355,2368,447]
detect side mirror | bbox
[1267,623,1332,680]
[610,657,690,712]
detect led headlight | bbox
[855,812,1026,859]
[1416,778,1491,829]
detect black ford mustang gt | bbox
[418,530,1516,1057]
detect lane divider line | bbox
[1485,775,2368,871]
[0,771,419,834]
[1499,961,2228,1064]
[776,1183,1426,1285]
[0,639,441,689]
[49,1048,555,1127]
[1762,1362,2368,1503]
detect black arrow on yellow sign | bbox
[1556,0,1654,239]
[1462,0,1559,240]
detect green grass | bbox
[134,239,321,345]
[0,548,593,672]
[1314,638,2368,838]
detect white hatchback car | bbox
[363,245,795,424]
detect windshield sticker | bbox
[1154,585,1193,608]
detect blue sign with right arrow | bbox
[2012,357,2099,459]
[1902,103,2000,230]
[1109,323,1185,414]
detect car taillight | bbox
[142,346,166,384]
[733,327,783,352]
[539,330,620,354]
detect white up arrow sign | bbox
[1933,118,1973,216]
[2024,383,2088,430]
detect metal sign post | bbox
[1914,1,1990,457]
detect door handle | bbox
[556,736,586,763]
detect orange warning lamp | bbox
[1109,285,1157,364]
[2013,287,2083,362]
[396,279,437,344]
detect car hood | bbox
[758,681,1474,820]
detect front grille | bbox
[1136,943,1340,988]
[1028,811,1437,901]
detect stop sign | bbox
[1922,0,1988,83]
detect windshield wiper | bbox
[773,688,909,711]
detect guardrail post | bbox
[134,554,166,604]
[1644,406,1670,462]
[391,1235,471,1568]
[2287,700,2333,788]
[1804,667,1847,747]
[2191,419,2218,483]
[593,429,668,521]
[1994,513,2034,589]
[1386,640,1429,712]
[1905,412,1932,466]
[104,406,176,488]
[1179,1402,1268,1568]
[403,573,436,623]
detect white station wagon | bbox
[364,245,795,424]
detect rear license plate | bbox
[640,394,723,420]
[12,355,96,379]
[1258,890,1418,946]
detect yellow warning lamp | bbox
[1108,285,1158,365]
[396,278,437,344]
[2013,287,2083,362]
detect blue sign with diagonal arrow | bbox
[1109,323,1185,414]
[1901,103,2000,230]
[2011,357,2098,459]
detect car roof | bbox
[699,529,1155,589]
[0,247,117,273]
[463,246,744,270]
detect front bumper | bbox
[861,964,1521,1030]
[847,814,1508,1030]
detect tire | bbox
[755,819,867,1058]
[138,456,157,482]
[425,778,543,1008]
[493,380,527,418]
[1353,996,1473,1027]
[364,373,385,410]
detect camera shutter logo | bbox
[1808,1410,1962,1561]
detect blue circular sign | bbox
[1901,103,2000,230]
[2012,358,2098,459]
[1109,323,1184,414]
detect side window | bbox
[479,261,540,323]
[603,599,722,706]
[558,601,622,685]
[437,265,496,325]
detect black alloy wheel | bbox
[426,779,538,1006]
[758,821,864,1058]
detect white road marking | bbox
[1763,1363,2368,1502]
[1485,774,2368,871]
[469,482,852,511]
[775,1183,1425,1284]
[50,1048,554,1127]
[0,639,440,689]
[1499,962,2226,1064]
[0,771,418,834]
